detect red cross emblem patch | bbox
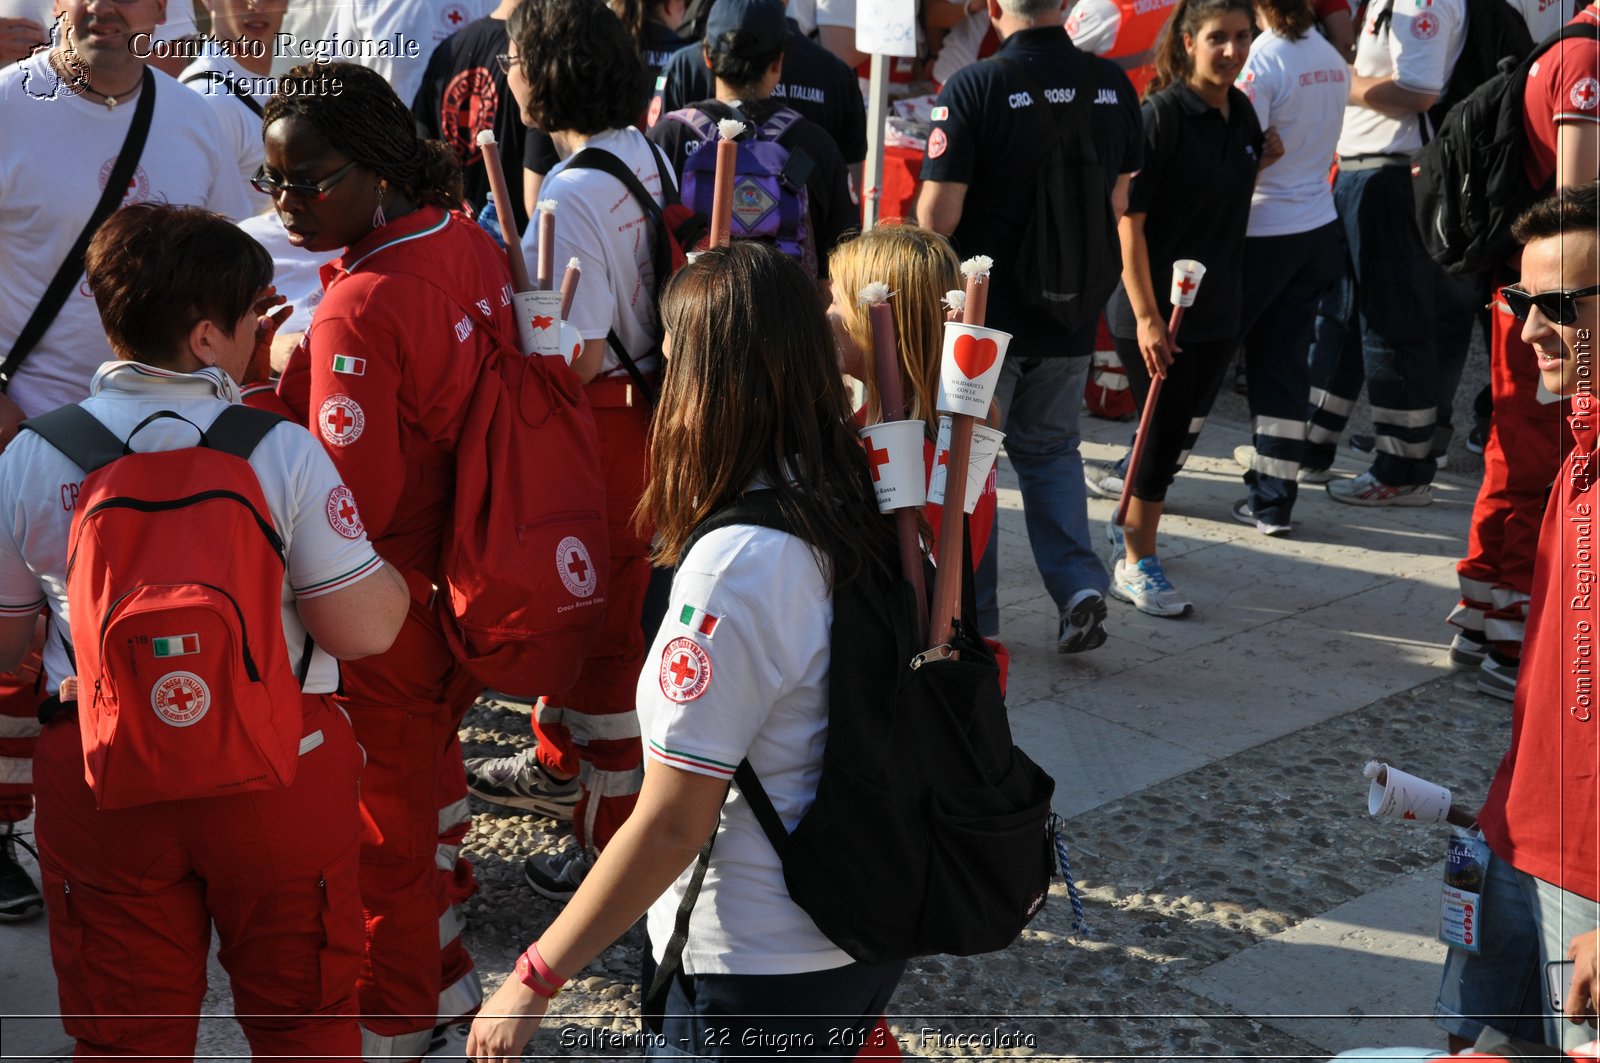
[326,485,365,539]
[318,395,365,447]
[556,535,598,598]
[151,671,210,728]
[659,636,712,703]
[1411,12,1438,38]
[1572,77,1599,111]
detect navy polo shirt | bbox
[1105,82,1264,344]
[652,19,868,163]
[920,26,1142,355]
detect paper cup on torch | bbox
[935,321,1009,417]
[1169,259,1207,308]
[928,417,1004,513]
[859,419,926,513]
[1366,762,1453,824]
[513,289,566,358]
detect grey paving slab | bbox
[0,817,68,1063]
[1185,871,1450,1056]
[1006,696,1212,818]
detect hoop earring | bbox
[372,182,388,229]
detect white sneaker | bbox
[463,746,579,818]
[1110,556,1193,618]
[1326,471,1433,507]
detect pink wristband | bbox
[526,941,567,991]
[514,949,561,999]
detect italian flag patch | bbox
[331,354,366,376]
[930,106,949,121]
[152,633,200,657]
[677,604,720,638]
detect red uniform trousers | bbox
[0,628,46,823]
[341,594,483,1058]
[1452,297,1574,651]
[532,384,652,853]
[33,695,363,1062]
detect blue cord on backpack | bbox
[1049,811,1089,937]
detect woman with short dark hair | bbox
[468,241,903,1063]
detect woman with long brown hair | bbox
[468,240,902,1063]
[1102,0,1279,617]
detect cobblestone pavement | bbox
[458,663,1505,1062]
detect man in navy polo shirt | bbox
[917,0,1140,654]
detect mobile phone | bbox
[1548,959,1576,1012]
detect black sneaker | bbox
[524,847,595,902]
[0,823,43,922]
[1058,590,1108,654]
[1466,425,1488,454]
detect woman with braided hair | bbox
[259,60,516,1062]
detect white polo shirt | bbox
[0,362,384,695]
[1238,26,1347,236]
[1338,0,1466,156]
[638,521,855,976]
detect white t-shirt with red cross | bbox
[1338,0,1466,156]
[0,55,255,418]
[638,521,855,976]
[0,363,384,696]
[1239,26,1346,236]
[324,0,494,111]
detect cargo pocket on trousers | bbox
[317,844,365,1010]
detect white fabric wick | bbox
[537,199,557,214]
[1363,760,1383,780]
[717,119,747,141]
[942,289,966,311]
[566,257,582,272]
[857,281,891,306]
[960,255,994,278]
[475,130,497,147]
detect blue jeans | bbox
[1305,163,1440,486]
[1434,847,1600,1050]
[975,329,1107,637]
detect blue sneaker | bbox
[1110,556,1192,618]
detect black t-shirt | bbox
[1105,82,1264,343]
[412,15,530,233]
[920,27,1142,353]
[651,19,868,164]
[647,96,857,278]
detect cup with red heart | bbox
[928,416,1005,513]
[857,419,927,513]
[935,321,1010,417]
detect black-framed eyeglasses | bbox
[1500,283,1600,326]
[250,160,360,202]
[495,52,519,74]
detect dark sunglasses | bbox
[250,160,360,202]
[1500,283,1600,326]
[495,52,519,74]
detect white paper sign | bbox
[928,418,1004,514]
[856,0,918,58]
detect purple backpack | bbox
[666,104,817,277]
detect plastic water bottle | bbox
[476,192,506,251]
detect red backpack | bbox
[24,404,311,810]
[437,305,612,697]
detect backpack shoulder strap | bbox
[665,105,721,141]
[2,69,156,392]
[21,405,126,475]
[759,105,805,142]
[203,404,288,461]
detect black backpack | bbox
[1369,0,1534,129]
[1411,20,1599,275]
[646,491,1069,1008]
[995,55,1121,334]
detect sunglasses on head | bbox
[1500,283,1600,326]
[250,160,359,202]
